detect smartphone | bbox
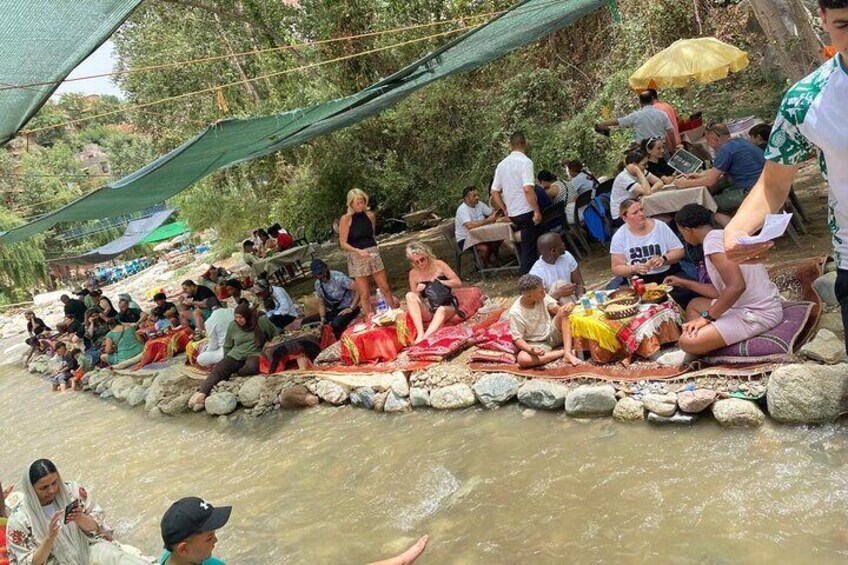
[63,499,80,524]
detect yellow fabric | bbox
[629,37,749,90]
[569,307,622,353]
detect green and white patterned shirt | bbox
[765,53,848,267]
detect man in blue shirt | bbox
[311,259,361,337]
[674,122,765,212]
[160,497,230,565]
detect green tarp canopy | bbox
[0,0,142,146]
[140,220,190,244]
[0,0,608,245]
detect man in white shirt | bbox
[455,186,503,267]
[725,0,848,352]
[529,233,585,305]
[595,91,676,152]
[253,280,299,330]
[196,306,235,367]
[491,132,542,274]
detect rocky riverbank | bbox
[22,347,848,427]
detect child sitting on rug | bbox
[529,233,585,305]
[508,274,582,368]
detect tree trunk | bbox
[749,0,824,82]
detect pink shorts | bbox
[711,303,783,346]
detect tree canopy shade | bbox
[0,0,609,246]
[0,0,142,146]
[46,209,173,266]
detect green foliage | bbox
[0,209,47,297]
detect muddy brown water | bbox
[3,351,848,564]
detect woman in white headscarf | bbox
[5,459,152,565]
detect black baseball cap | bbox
[161,497,232,548]
[310,259,329,275]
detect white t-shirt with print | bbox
[454,201,493,242]
[571,171,596,195]
[610,220,683,275]
[491,151,535,217]
[529,252,579,293]
[765,53,848,268]
[610,170,640,220]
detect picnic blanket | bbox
[134,327,193,369]
[407,325,474,361]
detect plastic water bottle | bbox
[375,289,387,314]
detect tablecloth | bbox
[569,300,683,362]
[641,186,717,217]
[340,312,416,365]
[250,243,319,275]
[462,222,515,251]
[135,327,193,369]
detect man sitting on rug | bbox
[508,274,582,368]
[179,280,220,332]
[252,280,299,331]
[116,295,142,324]
[310,259,361,338]
[153,292,179,319]
[196,305,235,368]
[660,204,783,364]
[529,233,585,305]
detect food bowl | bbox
[599,298,640,320]
[641,289,669,304]
[608,290,639,306]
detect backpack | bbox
[422,280,465,319]
[583,195,612,243]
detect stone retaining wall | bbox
[24,352,848,427]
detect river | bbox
[3,351,848,564]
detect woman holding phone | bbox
[6,459,153,564]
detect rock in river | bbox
[517,381,568,410]
[799,329,848,364]
[643,392,678,417]
[430,384,476,410]
[613,397,645,422]
[205,392,238,416]
[647,411,697,425]
[238,376,266,408]
[767,363,848,424]
[677,389,716,413]
[110,376,136,401]
[712,398,764,427]
[565,385,617,417]
[383,391,411,413]
[350,387,376,409]
[126,385,148,408]
[314,380,350,405]
[473,373,519,409]
[409,387,431,408]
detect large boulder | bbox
[317,371,409,397]
[767,363,848,424]
[126,385,149,408]
[430,384,477,410]
[238,376,266,408]
[110,376,136,401]
[205,392,238,415]
[565,385,617,417]
[677,389,717,414]
[643,392,678,417]
[472,374,519,409]
[280,385,319,409]
[814,271,838,308]
[350,387,376,409]
[712,398,765,427]
[409,387,431,408]
[613,397,645,422]
[517,381,568,410]
[145,369,197,412]
[799,329,848,364]
[383,391,411,413]
[160,393,192,416]
[313,380,350,405]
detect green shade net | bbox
[140,220,190,244]
[0,0,142,146]
[0,0,607,245]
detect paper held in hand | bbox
[736,213,793,245]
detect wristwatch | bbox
[700,311,716,322]
[661,254,668,264]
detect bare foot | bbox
[369,535,429,565]
[188,391,206,412]
[565,351,583,366]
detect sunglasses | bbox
[411,256,429,265]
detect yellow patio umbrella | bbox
[628,37,749,90]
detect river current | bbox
[3,349,848,564]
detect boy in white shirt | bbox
[529,233,585,305]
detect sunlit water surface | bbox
[3,351,848,564]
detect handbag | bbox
[421,280,465,319]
